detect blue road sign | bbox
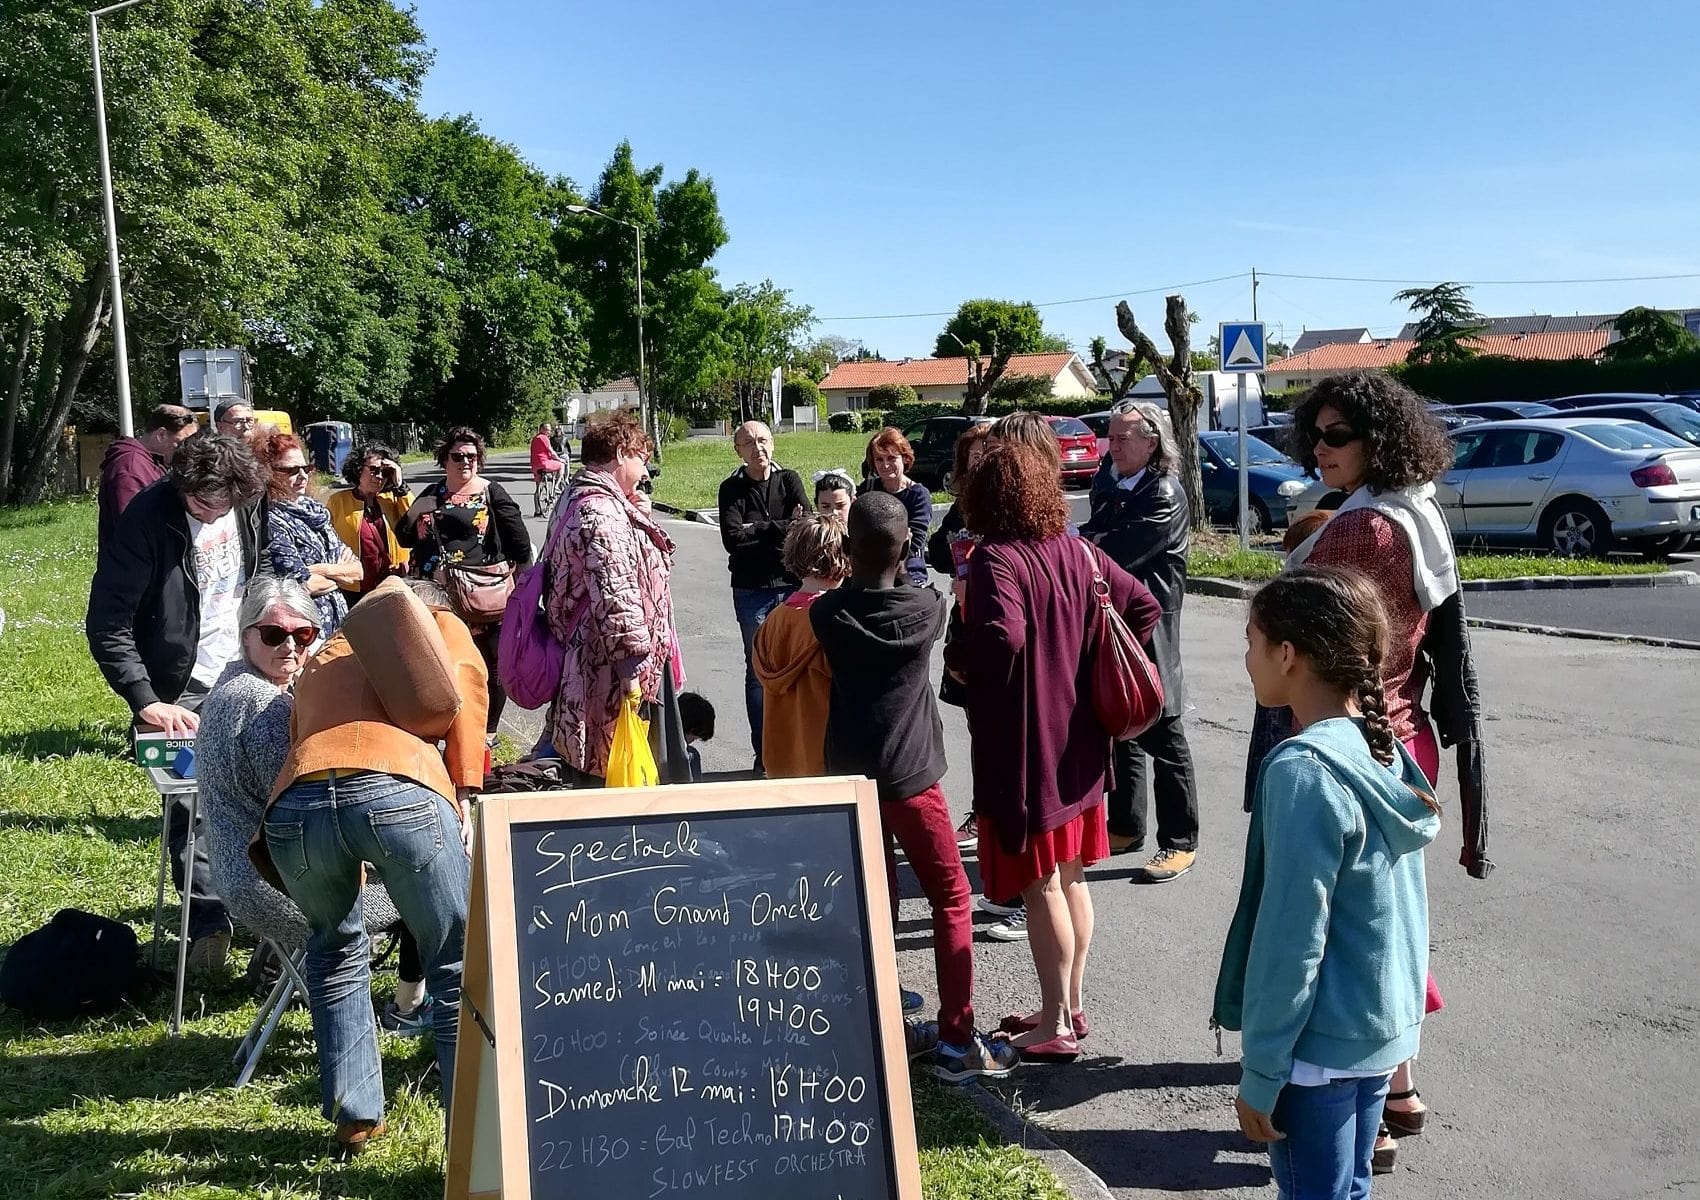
[1219,321,1266,373]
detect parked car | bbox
[1452,401,1559,421]
[900,415,991,490]
[1542,392,1682,411]
[1294,418,1700,558]
[1197,431,1310,532]
[1048,415,1101,486]
[1543,403,1700,449]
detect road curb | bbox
[1464,617,1700,652]
[957,1082,1114,1200]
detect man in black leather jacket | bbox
[1082,401,1200,883]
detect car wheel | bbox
[1541,499,1611,557]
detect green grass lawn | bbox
[0,499,1063,1199]
[1187,532,1670,583]
[652,431,882,511]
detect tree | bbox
[713,280,814,423]
[987,373,1054,408]
[1395,282,1488,365]
[1115,297,1208,530]
[934,299,1057,414]
[1089,335,1142,403]
[866,382,918,409]
[1601,307,1700,361]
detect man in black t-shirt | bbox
[716,421,809,771]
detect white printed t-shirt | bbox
[188,510,246,688]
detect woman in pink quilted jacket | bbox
[543,413,676,782]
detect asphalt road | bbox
[413,454,1700,1199]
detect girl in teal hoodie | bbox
[1215,566,1440,1199]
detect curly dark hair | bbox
[1291,372,1453,492]
[434,426,486,466]
[962,443,1068,541]
[343,441,399,487]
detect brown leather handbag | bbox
[1077,538,1164,740]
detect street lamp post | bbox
[91,0,145,439]
[565,204,650,451]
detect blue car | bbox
[1198,431,1311,532]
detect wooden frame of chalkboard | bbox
[444,776,923,1200]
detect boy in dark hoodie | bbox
[810,491,1019,1084]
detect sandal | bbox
[1383,1088,1427,1136]
[996,1010,1090,1041]
[1371,1122,1397,1174]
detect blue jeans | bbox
[1269,1074,1392,1200]
[263,772,470,1126]
[732,585,792,767]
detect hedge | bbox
[1390,351,1700,405]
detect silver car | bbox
[1442,419,1700,556]
[1290,418,1700,557]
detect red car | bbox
[1047,415,1101,486]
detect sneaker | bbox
[933,1032,1021,1084]
[901,988,925,1014]
[186,928,231,975]
[379,994,437,1037]
[1109,832,1143,855]
[1131,848,1196,884]
[954,814,978,850]
[985,909,1028,942]
[906,1020,941,1061]
[975,895,1022,918]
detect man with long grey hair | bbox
[1083,400,1200,883]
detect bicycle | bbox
[533,466,564,518]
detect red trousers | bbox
[881,782,975,1046]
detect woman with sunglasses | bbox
[196,576,407,991]
[398,427,532,734]
[256,432,361,642]
[328,442,412,608]
[1244,371,1488,1175]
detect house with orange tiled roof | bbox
[818,352,1099,414]
[1265,330,1613,392]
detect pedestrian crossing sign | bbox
[1219,322,1266,372]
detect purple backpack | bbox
[499,493,590,710]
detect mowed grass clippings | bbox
[0,499,1064,1198]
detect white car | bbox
[1287,418,1700,558]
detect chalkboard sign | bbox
[446,777,921,1200]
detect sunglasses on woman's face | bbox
[253,623,316,648]
[1309,425,1362,450]
[448,451,479,464]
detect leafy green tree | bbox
[933,299,1058,414]
[866,382,918,409]
[1601,307,1700,361]
[1395,282,1488,365]
[987,373,1054,407]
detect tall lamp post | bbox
[91,0,145,438]
[565,204,651,452]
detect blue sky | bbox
[411,0,1700,360]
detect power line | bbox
[818,273,1251,321]
[1260,270,1700,287]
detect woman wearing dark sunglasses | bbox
[397,426,531,733]
[256,432,361,643]
[1241,371,1489,1176]
[328,442,412,607]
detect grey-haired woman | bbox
[1082,400,1199,884]
[196,575,401,957]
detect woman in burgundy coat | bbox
[946,443,1161,1062]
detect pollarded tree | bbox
[1115,296,1209,530]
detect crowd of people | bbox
[82,372,1486,1196]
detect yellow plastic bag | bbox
[606,693,658,788]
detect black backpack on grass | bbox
[0,908,145,1019]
